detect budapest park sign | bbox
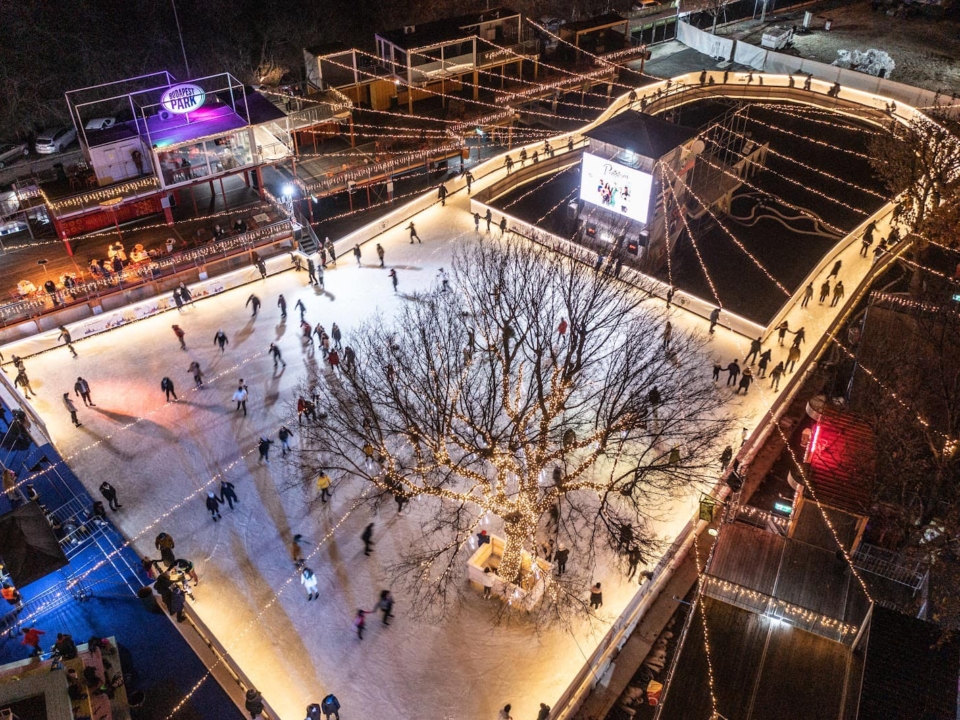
[161,84,206,114]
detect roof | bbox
[0,502,68,587]
[806,406,876,515]
[858,606,960,720]
[584,110,697,159]
[377,7,520,50]
[561,12,629,34]
[304,41,350,58]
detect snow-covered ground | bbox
[1,173,889,719]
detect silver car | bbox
[0,142,28,168]
[35,127,77,155]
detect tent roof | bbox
[584,110,697,159]
[0,502,68,588]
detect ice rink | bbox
[1,183,882,719]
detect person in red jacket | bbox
[21,625,45,656]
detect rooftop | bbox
[377,7,520,50]
[583,110,697,159]
[807,406,876,516]
[561,12,629,34]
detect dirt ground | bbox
[734,0,960,95]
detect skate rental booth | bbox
[50,71,292,236]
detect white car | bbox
[35,127,77,155]
[0,142,28,168]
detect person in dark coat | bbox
[258,437,274,464]
[277,294,287,319]
[708,307,721,334]
[828,259,842,278]
[378,589,394,625]
[320,694,340,720]
[757,349,772,378]
[352,244,362,266]
[160,377,177,401]
[589,582,603,609]
[246,294,261,317]
[99,481,121,510]
[220,480,239,509]
[307,258,318,285]
[244,689,265,719]
[173,290,184,312]
[74,376,95,406]
[726,359,740,386]
[437,182,448,205]
[819,279,831,304]
[745,337,762,365]
[361,522,375,555]
[205,491,223,521]
[214,330,229,353]
[554,544,569,575]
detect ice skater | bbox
[361,522,375,555]
[438,268,450,292]
[268,343,286,369]
[589,582,603,609]
[321,694,341,720]
[246,294,261,317]
[173,290,184,312]
[99,481,121,510]
[295,298,307,321]
[63,393,82,426]
[219,480,239,509]
[188,361,204,388]
[277,294,287,320]
[376,243,385,267]
[786,345,801,373]
[205,491,223,521]
[819,279,831,304]
[662,321,673,350]
[214,330,229,353]
[354,609,371,640]
[233,383,249,416]
[831,281,845,307]
[160,377,177,402]
[726,359,740,386]
[301,567,319,601]
[178,282,194,306]
[21,625,45,656]
[438,182,448,205]
[745,337,762,364]
[278,425,293,455]
[378,590,394,625]
[331,323,342,348]
[757,349,772,378]
[407,221,421,244]
[256,257,267,280]
[316,471,332,502]
[172,324,186,350]
[352,244,362,267]
[74,377,95,406]
[58,326,77,358]
[326,238,337,265]
[801,282,813,308]
[708,307,721,334]
[770,361,785,390]
[485,208,492,233]
[389,268,398,293]
[307,258,318,285]
[258,436,274,464]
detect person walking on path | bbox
[268,343,286,369]
[300,567,319,601]
[58,326,77,358]
[376,243,385,267]
[172,324,186,350]
[801,282,814,308]
[828,259,842,278]
[278,425,294,455]
[819,279,831,304]
[21,625,45,656]
[786,345,801,373]
[233,383,249,416]
[437,182,448,206]
[770,361,785,390]
[407,222,421,244]
[160,377,177,402]
[214,330,229,353]
[361,522,375,555]
[485,208,493,233]
[321,695,341,720]
[74,377,95,407]
[99,481,121,510]
[246,294,261,317]
[726,359,740,386]
[60,392,82,427]
[776,321,790,346]
[589,582,603,609]
[831,280,845,307]
[709,307,721,334]
[326,238,337,265]
[188,361,204,388]
[554,544,569,575]
[316,471,332,502]
[205,491,223,521]
[389,268,398,293]
[757,349,772,378]
[220,480,239,509]
[378,590,394,625]
[307,258,318,286]
[331,323,342,349]
[745,337,762,364]
[737,367,753,395]
[354,609,371,640]
[295,299,307,321]
[792,327,806,348]
[277,294,287,320]
[662,321,672,349]
[258,436,274,464]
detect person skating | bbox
[726,359,740,386]
[300,567,319,600]
[497,704,514,720]
[205,491,223,521]
[295,299,307,322]
[15,368,36,397]
[537,703,551,720]
[244,689,264,719]
[819,279,831,304]
[709,307,721,334]
[233,383,249,416]
[160,377,177,402]
[258,436,274,464]
[74,377,95,406]
[737,367,753,395]
[801,282,814,308]
[792,327,805,347]
[378,589,394,625]
[328,348,340,373]
[220,480,239,509]
[307,258,318,285]
[389,268,398,293]
[330,323,342,348]
[827,259,842,278]
[297,396,317,425]
[485,208,492,233]
[188,361,204,388]
[473,212,481,232]
[662,321,672,349]
[354,608,371,640]
[278,425,294,455]
[438,267,450,292]
[277,294,287,320]
[757,348,772,378]
[178,282,194,306]
[255,257,267,280]
[831,280,845,307]
[58,326,77,358]
[376,243,385,267]
[21,625,45,656]
[172,324,186,350]
[173,289,184,313]
[326,238,337,265]
[316,471,332,502]
[213,330,229,353]
[246,294,261,317]
[720,445,734,471]
[745,337,762,364]
[315,262,325,290]
[63,393,82,426]
[437,182,447,206]
[465,170,474,193]
[554,544,569,575]
[268,343,286,369]
[499,216,507,236]
[776,321,790,346]
[770,361,785,390]
[786,345,801,373]
[99,481,121,510]
[352,244,362,266]
[320,694,341,720]
[589,582,603,609]
[406,221,421,244]
[361,522,375,555]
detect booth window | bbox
[158,130,253,187]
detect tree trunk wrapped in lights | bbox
[292,237,732,623]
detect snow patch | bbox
[832,48,896,78]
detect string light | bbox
[35,176,161,212]
[746,103,885,136]
[741,115,874,161]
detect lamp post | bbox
[171,0,191,78]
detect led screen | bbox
[579,152,653,224]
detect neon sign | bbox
[161,84,206,114]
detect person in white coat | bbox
[301,567,319,601]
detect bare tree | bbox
[291,237,731,622]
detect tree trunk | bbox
[497,522,527,586]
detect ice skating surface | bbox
[2,183,881,719]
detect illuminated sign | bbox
[773,501,794,516]
[161,84,206,114]
[579,152,654,225]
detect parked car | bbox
[35,127,77,155]
[84,117,115,130]
[0,142,29,168]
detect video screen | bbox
[579,152,653,224]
